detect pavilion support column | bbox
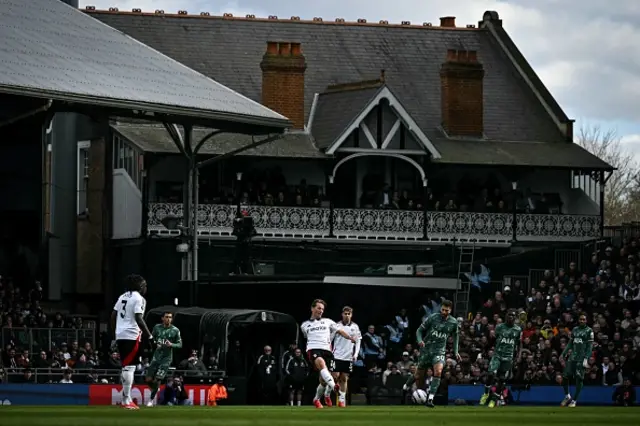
[422,181,428,240]
[328,175,335,238]
[421,156,429,240]
[180,127,193,283]
[511,181,518,242]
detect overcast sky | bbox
[82,0,640,161]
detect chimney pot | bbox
[279,42,291,56]
[266,41,278,55]
[440,16,456,27]
[446,49,479,64]
[291,43,302,55]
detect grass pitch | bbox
[0,406,637,426]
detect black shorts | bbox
[333,359,353,374]
[306,349,334,371]
[288,380,305,391]
[116,338,141,367]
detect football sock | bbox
[315,384,326,400]
[149,381,159,399]
[484,375,494,395]
[120,370,127,403]
[574,379,584,401]
[562,379,570,397]
[297,400,301,406]
[324,384,333,397]
[339,390,346,401]
[320,368,336,390]
[428,377,441,399]
[122,366,135,404]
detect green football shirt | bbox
[566,325,594,362]
[417,313,459,356]
[151,324,182,362]
[494,323,522,360]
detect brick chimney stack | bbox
[440,16,456,27]
[260,41,307,129]
[440,49,485,137]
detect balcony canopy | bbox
[0,0,290,133]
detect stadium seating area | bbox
[0,274,104,383]
[2,232,639,405]
[0,273,221,384]
[357,233,640,401]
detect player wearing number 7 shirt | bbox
[331,306,362,407]
[110,274,153,410]
[300,299,356,409]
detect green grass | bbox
[0,406,638,426]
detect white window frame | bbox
[77,140,91,215]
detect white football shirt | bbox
[113,291,146,340]
[301,318,338,352]
[332,321,362,361]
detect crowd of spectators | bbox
[0,273,104,383]
[155,167,562,214]
[353,234,640,400]
[3,227,638,406]
[0,267,229,386]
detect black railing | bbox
[1,327,96,354]
[148,203,601,243]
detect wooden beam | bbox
[360,122,378,149]
[381,119,401,149]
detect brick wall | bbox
[440,49,485,137]
[260,41,307,129]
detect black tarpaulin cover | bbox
[145,307,298,359]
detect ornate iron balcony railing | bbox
[147,203,601,243]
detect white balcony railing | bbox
[147,203,601,243]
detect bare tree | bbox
[626,172,640,223]
[576,124,639,225]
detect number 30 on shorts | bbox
[434,355,445,363]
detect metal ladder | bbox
[454,242,476,318]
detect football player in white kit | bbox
[110,274,153,410]
[300,299,356,409]
[331,306,362,407]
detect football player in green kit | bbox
[560,313,593,407]
[415,300,460,408]
[479,310,522,407]
[145,311,182,407]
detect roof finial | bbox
[380,69,386,82]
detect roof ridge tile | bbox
[83,7,478,30]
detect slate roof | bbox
[113,122,325,158]
[311,85,383,149]
[430,137,612,169]
[86,10,612,170]
[0,0,289,131]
